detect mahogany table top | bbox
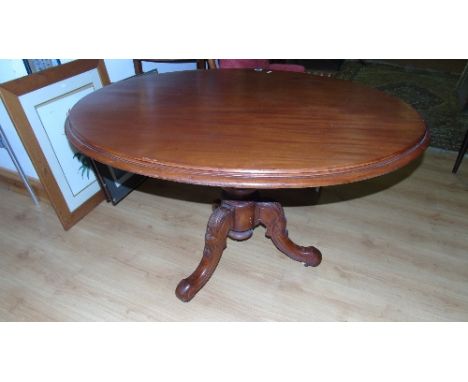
[66,70,429,188]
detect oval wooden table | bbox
[66,70,429,302]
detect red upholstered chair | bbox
[268,63,305,73]
[218,59,270,69]
[216,59,306,72]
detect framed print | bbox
[0,60,109,229]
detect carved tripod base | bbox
[175,189,322,302]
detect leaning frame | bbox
[0,60,109,229]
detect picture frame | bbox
[0,60,109,230]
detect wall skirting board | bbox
[0,166,47,201]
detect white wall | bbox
[0,59,38,177]
[0,59,28,83]
[0,59,197,180]
[0,97,39,178]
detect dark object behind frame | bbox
[91,160,146,205]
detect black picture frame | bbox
[91,160,147,205]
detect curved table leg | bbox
[175,203,235,302]
[256,202,322,267]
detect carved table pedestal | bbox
[175,188,322,301]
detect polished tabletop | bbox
[66,70,429,188]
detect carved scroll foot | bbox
[175,204,235,302]
[256,202,322,267]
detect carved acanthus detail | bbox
[175,204,235,302]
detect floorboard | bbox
[0,148,467,321]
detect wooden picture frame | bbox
[0,60,110,230]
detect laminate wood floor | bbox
[0,148,467,321]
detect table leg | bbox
[175,203,235,302]
[175,189,322,302]
[255,202,322,267]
